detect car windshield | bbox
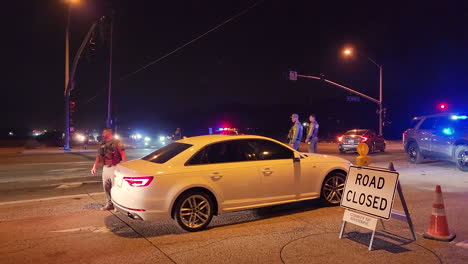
[344,129,368,135]
[142,142,192,164]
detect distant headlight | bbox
[144,136,151,142]
[159,136,165,141]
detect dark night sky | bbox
[4,0,468,139]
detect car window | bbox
[142,142,192,164]
[247,139,294,160]
[344,129,367,135]
[186,140,256,165]
[410,118,421,128]
[419,118,436,130]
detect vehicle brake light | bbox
[360,136,368,142]
[338,136,343,142]
[123,176,154,187]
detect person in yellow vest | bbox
[287,113,303,150]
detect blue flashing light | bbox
[218,128,223,131]
[442,128,455,136]
[451,115,468,120]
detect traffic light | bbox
[70,101,77,113]
[437,103,448,111]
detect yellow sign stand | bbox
[356,143,371,166]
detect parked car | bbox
[337,129,386,153]
[403,113,468,171]
[111,134,350,232]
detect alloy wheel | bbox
[458,150,468,170]
[179,195,211,229]
[322,174,346,204]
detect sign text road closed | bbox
[341,166,399,220]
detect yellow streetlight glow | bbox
[343,49,352,56]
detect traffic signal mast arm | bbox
[296,73,381,105]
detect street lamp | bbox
[342,47,384,136]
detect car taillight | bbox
[338,136,343,142]
[123,176,154,187]
[360,136,368,142]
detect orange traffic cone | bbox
[423,185,456,241]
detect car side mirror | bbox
[293,153,301,162]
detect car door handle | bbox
[210,173,223,180]
[262,169,273,176]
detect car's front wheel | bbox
[174,191,214,232]
[407,142,423,164]
[321,171,347,206]
[455,145,468,172]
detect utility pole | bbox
[379,65,383,136]
[64,4,71,151]
[106,12,114,129]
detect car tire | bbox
[370,143,376,153]
[455,145,468,172]
[321,171,347,206]
[339,149,345,154]
[174,191,214,232]
[407,142,423,164]
[380,143,386,152]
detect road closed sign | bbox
[341,166,399,220]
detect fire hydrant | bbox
[356,143,371,166]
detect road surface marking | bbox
[38,180,101,188]
[51,226,110,233]
[56,182,83,189]
[0,192,104,206]
[456,240,468,249]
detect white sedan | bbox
[111,135,350,232]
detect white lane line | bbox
[51,226,110,233]
[0,175,99,184]
[38,180,101,188]
[0,192,104,206]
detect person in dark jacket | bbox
[305,114,319,153]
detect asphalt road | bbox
[1,143,467,263]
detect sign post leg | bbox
[339,221,347,239]
[397,182,417,240]
[369,229,376,251]
[379,219,386,230]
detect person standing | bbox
[305,114,319,153]
[172,128,182,140]
[287,113,303,150]
[83,129,89,150]
[91,128,127,211]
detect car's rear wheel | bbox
[455,145,468,172]
[380,143,386,152]
[370,142,376,153]
[174,191,214,232]
[321,171,346,206]
[407,142,423,164]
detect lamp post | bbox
[343,48,383,136]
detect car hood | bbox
[300,152,350,164]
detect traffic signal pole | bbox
[63,22,98,150]
[290,71,384,135]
